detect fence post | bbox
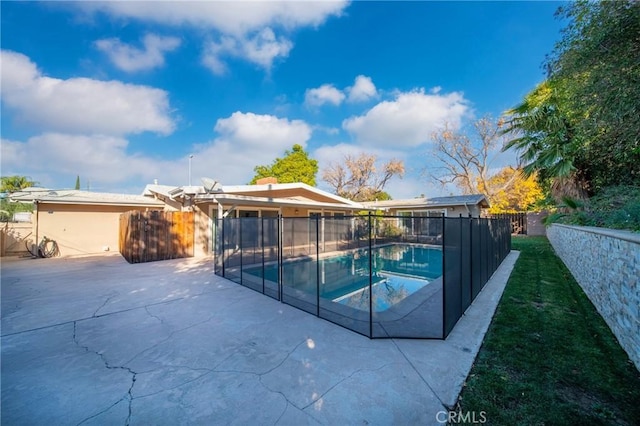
[459,214,463,316]
[261,216,265,294]
[278,215,283,302]
[316,214,320,317]
[239,218,243,285]
[441,212,446,339]
[368,212,373,338]
[221,218,225,276]
[469,213,473,304]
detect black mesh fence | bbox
[442,216,511,336]
[214,214,511,339]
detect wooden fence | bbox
[119,211,194,263]
[489,212,527,235]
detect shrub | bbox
[546,185,640,231]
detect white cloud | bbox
[342,89,469,147]
[0,134,173,186]
[76,1,348,74]
[242,28,293,70]
[95,33,181,72]
[1,111,313,191]
[0,138,26,173]
[213,111,311,149]
[305,84,346,107]
[347,75,377,103]
[202,28,293,75]
[77,2,348,35]
[0,50,175,136]
[191,112,314,184]
[201,38,234,75]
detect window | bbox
[397,210,444,236]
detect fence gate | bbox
[119,210,194,263]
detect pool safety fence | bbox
[214,214,511,339]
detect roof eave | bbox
[220,182,361,207]
[32,199,164,207]
[195,193,371,211]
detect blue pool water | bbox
[245,244,442,312]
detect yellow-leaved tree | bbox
[481,167,545,213]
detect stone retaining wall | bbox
[547,224,640,371]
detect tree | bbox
[1,175,38,193]
[249,144,318,186]
[504,1,640,195]
[0,175,37,221]
[481,167,545,213]
[548,0,640,191]
[501,81,576,178]
[75,175,81,190]
[500,81,588,200]
[428,117,522,201]
[322,153,404,202]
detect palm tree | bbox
[0,175,38,194]
[501,81,587,199]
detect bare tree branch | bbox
[322,153,404,201]
[427,117,517,199]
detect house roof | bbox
[362,194,490,210]
[141,184,179,199]
[141,182,490,212]
[142,181,365,209]
[219,182,362,207]
[9,189,165,207]
[211,193,369,211]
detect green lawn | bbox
[456,236,640,425]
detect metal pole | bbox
[278,215,282,301]
[469,214,474,303]
[261,216,265,295]
[368,212,373,338]
[239,218,243,285]
[316,215,320,317]
[188,154,193,186]
[459,214,463,318]
[441,213,446,339]
[221,218,226,277]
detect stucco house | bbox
[9,188,165,257]
[8,180,490,258]
[362,194,490,218]
[142,180,369,257]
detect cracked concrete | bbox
[1,251,518,425]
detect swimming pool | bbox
[245,244,442,312]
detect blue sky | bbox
[1,1,565,198]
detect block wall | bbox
[547,224,640,371]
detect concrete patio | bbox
[1,251,518,425]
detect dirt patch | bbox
[556,385,628,426]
